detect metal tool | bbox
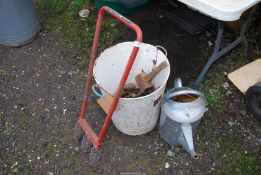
[134,61,168,97]
[73,6,142,166]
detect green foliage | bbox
[204,90,221,107]
[35,0,90,15]
[227,154,258,175]
[4,124,14,135]
[35,0,121,67]
[217,136,259,175]
[71,0,89,15]
[199,79,222,108]
[35,0,71,14]
[233,57,248,68]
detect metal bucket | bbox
[93,42,170,135]
[0,0,41,46]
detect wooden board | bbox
[228,59,261,94]
[97,94,118,114]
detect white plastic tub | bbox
[177,0,260,21]
[93,42,170,135]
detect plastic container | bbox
[95,0,150,14]
[177,0,259,21]
[0,0,40,46]
[93,42,170,135]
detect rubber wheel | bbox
[245,83,261,121]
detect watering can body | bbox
[159,115,201,146]
[159,80,207,157]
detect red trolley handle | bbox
[99,7,142,41]
[96,7,143,147]
[80,6,143,148]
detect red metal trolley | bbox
[73,6,143,166]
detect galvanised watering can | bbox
[159,78,208,158]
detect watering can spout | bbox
[178,123,198,158]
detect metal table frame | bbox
[194,10,251,87]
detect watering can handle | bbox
[163,89,207,104]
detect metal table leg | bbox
[194,11,251,88]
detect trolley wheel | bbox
[72,121,83,140]
[89,147,101,166]
[245,83,261,121]
[81,134,92,153]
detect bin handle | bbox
[156,45,168,57]
[92,84,104,98]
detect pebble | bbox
[111,23,117,28]
[223,82,229,89]
[228,121,235,127]
[165,162,170,169]
[74,147,79,152]
[63,109,67,115]
[175,147,181,152]
[68,71,73,76]
[167,150,175,157]
[179,170,184,175]
[247,136,252,140]
[47,172,54,175]
[226,90,232,95]
[79,9,90,18]
[210,167,215,171]
[240,110,247,116]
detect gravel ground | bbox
[1,2,261,174]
